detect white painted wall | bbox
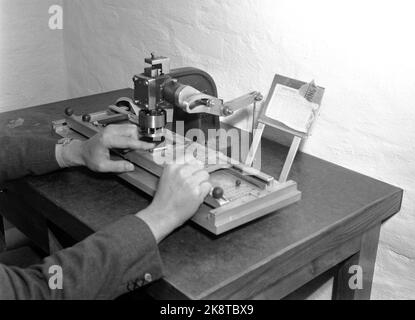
[62,0,415,299]
[0,0,67,113]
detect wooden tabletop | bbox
[0,89,403,299]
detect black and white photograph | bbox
[0,0,413,306]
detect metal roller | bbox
[138,109,167,129]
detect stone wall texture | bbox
[1,0,415,299]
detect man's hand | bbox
[61,124,212,243]
[61,124,155,172]
[136,157,212,243]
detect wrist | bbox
[60,139,85,167]
[135,204,177,244]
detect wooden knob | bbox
[212,187,224,199]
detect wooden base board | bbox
[56,114,301,235]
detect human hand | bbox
[61,124,155,172]
[136,156,212,243]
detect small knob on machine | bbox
[64,107,74,116]
[212,187,224,200]
[82,114,91,122]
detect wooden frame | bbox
[55,111,301,235]
[245,74,325,183]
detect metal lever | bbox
[183,91,262,117]
[222,91,263,116]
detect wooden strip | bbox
[232,162,274,185]
[244,122,265,166]
[97,113,129,125]
[214,188,301,235]
[212,181,297,216]
[65,115,100,137]
[279,136,301,183]
[88,111,110,122]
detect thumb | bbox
[136,140,157,151]
[98,159,135,173]
[199,181,212,200]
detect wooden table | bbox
[0,89,403,300]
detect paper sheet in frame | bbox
[265,84,320,133]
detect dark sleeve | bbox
[0,215,163,299]
[0,135,61,184]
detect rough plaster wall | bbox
[63,0,415,299]
[0,0,67,113]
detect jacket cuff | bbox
[103,215,164,295]
[27,137,61,175]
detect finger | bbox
[135,140,157,150]
[199,181,212,199]
[188,171,210,193]
[106,124,139,139]
[186,157,204,168]
[107,136,156,151]
[184,143,204,160]
[97,159,135,173]
[177,163,201,179]
[181,154,204,168]
[191,170,210,183]
[174,150,199,166]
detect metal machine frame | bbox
[53,62,305,235]
[56,112,301,234]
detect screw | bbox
[82,114,91,122]
[222,107,233,116]
[255,93,264,102]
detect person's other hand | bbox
[61,124,155,172]
[136,156,212,243]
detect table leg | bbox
[48,229,63,254]
[332,224,381,300]
[0,215,6,252]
